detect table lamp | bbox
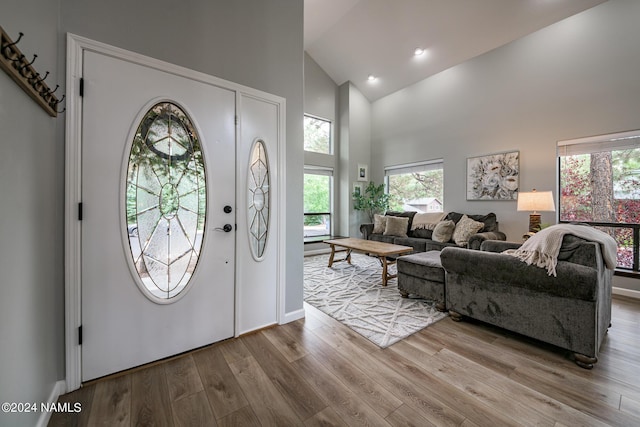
[517,189,555,233]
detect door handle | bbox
[215,224,233,232]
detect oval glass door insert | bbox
[247,139,270,260]
[126,102,206,301]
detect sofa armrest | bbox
[480,240,522,253]
[360,223,374,240]
[467,231,507,250]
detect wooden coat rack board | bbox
[0,26,63,117]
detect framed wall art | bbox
[357,164,368,181]
[466,150,519,200]
[353,182,363,199]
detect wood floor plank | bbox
[130,364,172,427]
[48,383,95,427]
[620,395,640,418]
[191,345,249,419]
[216,405,261,427]
[262,322,309,362]
[228,355,302,426]
[171,390,216,427]
[164,354,204,402]
[310,325,467,426]
[242,330,327,420]
[217,337,252,364]
[385,403,438,427]
[304,406,349,427]
[86,375,131,427]
[294,354,392,427]
[282,319,404,418]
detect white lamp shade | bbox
[517,191,555,212]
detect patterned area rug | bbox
[304,253,448,348]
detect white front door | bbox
[81,51,236,381]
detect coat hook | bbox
[17,54,37,70]
[57,106,66,114]
[58,94,66,103]
[2,32,24,50]
[50,84,59,93]
[38,71,50,82]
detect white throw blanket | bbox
[505,224,618,276]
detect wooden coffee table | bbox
[324,238,413,286]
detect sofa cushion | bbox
[397,251,444,282]
[384,216,409,237]
[369,234,396,244]
[452,215,485,247]
[386,211,417,234]
[393,237,427,252]
[447,212,498,233]
[372,214,387,234]
[409,228,434,239]
[432,220,456,243]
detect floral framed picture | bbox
[353,182,363,199]
[466,151,519,200]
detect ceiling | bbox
[304,0,607,101]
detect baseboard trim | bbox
[281,308,305,324]
[304,248,332,256]
[36,380,66,427]
[612,287,640,300]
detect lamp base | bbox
[529,214,541,233]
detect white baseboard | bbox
[612,287,640,300]
[36,380,66,427]
[281,308,305,324]
[304,248,331,256]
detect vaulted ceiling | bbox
[304,0,607,101]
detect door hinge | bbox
[78,325,83,346]
[234,115,238,125]
[79,78,84,97]
[78,203,83,221]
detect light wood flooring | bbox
[50,296,640,426]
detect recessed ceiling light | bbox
[414,47,425,56]
[367,74,377,82]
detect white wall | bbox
[370,0,640,291]
[339,82,372,237]
[61,0,305,315]
[0,1,64,426]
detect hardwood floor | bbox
[50,296,640,426]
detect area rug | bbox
[304,253,447,348]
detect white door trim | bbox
[64,33,287,392]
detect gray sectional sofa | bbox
[360,211,506,252]
[440,237,613,369]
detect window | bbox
[304,115,332,154]
[384,160,444,213]
[558,130,640,272]
[304,167,333,240]
[126,102,206,301]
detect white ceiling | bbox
[304,0,607,101]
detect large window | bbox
[384,160,444,212]
[304,167,333,240]
[558,130,640,272]
[304,115,332,154]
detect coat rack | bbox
[0,26,64,117]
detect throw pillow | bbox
[383,216,409,237]
[452,214,485,247]
[432,220,456,243]
[411,212,446,230]
[372,214,387,234]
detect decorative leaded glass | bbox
[248,139,270,259]
[126,102,206,301]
